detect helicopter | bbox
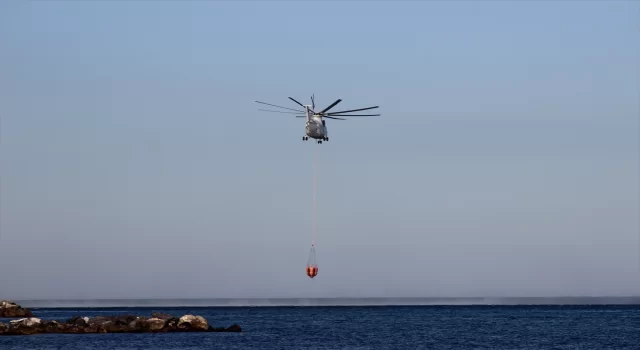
[255,95,380,144]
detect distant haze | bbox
[1,1,638,300]
[12,297,640,309]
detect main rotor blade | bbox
[323,113,380,117]
[319,99,342,114]
[324,116,346,120]
[258,109,303,115]
[288,97,305,108]
[326,106,378,115]
[311,94,315,110]
[255,101,304,112]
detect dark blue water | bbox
[2,305,639,349]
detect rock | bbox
[113,315,139,326]
[226,324,242,332]
[0,300,33,318]
[68,316,88,327]
[166,316,179,331]
[127,316,149,332]
[0,313,240,336]
[178,315,209,331]
[42,320,65,333]
[98,320,128,333]
[146,318,166,331]
[151,312,174,320]
[6,318,43,335]
[10,318,41,327]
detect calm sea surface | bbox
[1,303,639,349]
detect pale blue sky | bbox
[1,1,638,299]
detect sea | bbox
[1,298,639,349]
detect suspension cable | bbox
[312,143,317,246]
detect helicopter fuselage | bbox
[302,106,328,143]
[305,116,327,140]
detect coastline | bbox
[0,301,242,336]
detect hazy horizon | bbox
[1,1,639,300]
[12,296,640,309]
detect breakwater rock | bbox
[0,313,241,335]
[0,300,33,318]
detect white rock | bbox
[178,315,196,325]
[10,317,41,327]
[178,315,208,330]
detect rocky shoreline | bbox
[0,300,241,336]
[0,300,34,318]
